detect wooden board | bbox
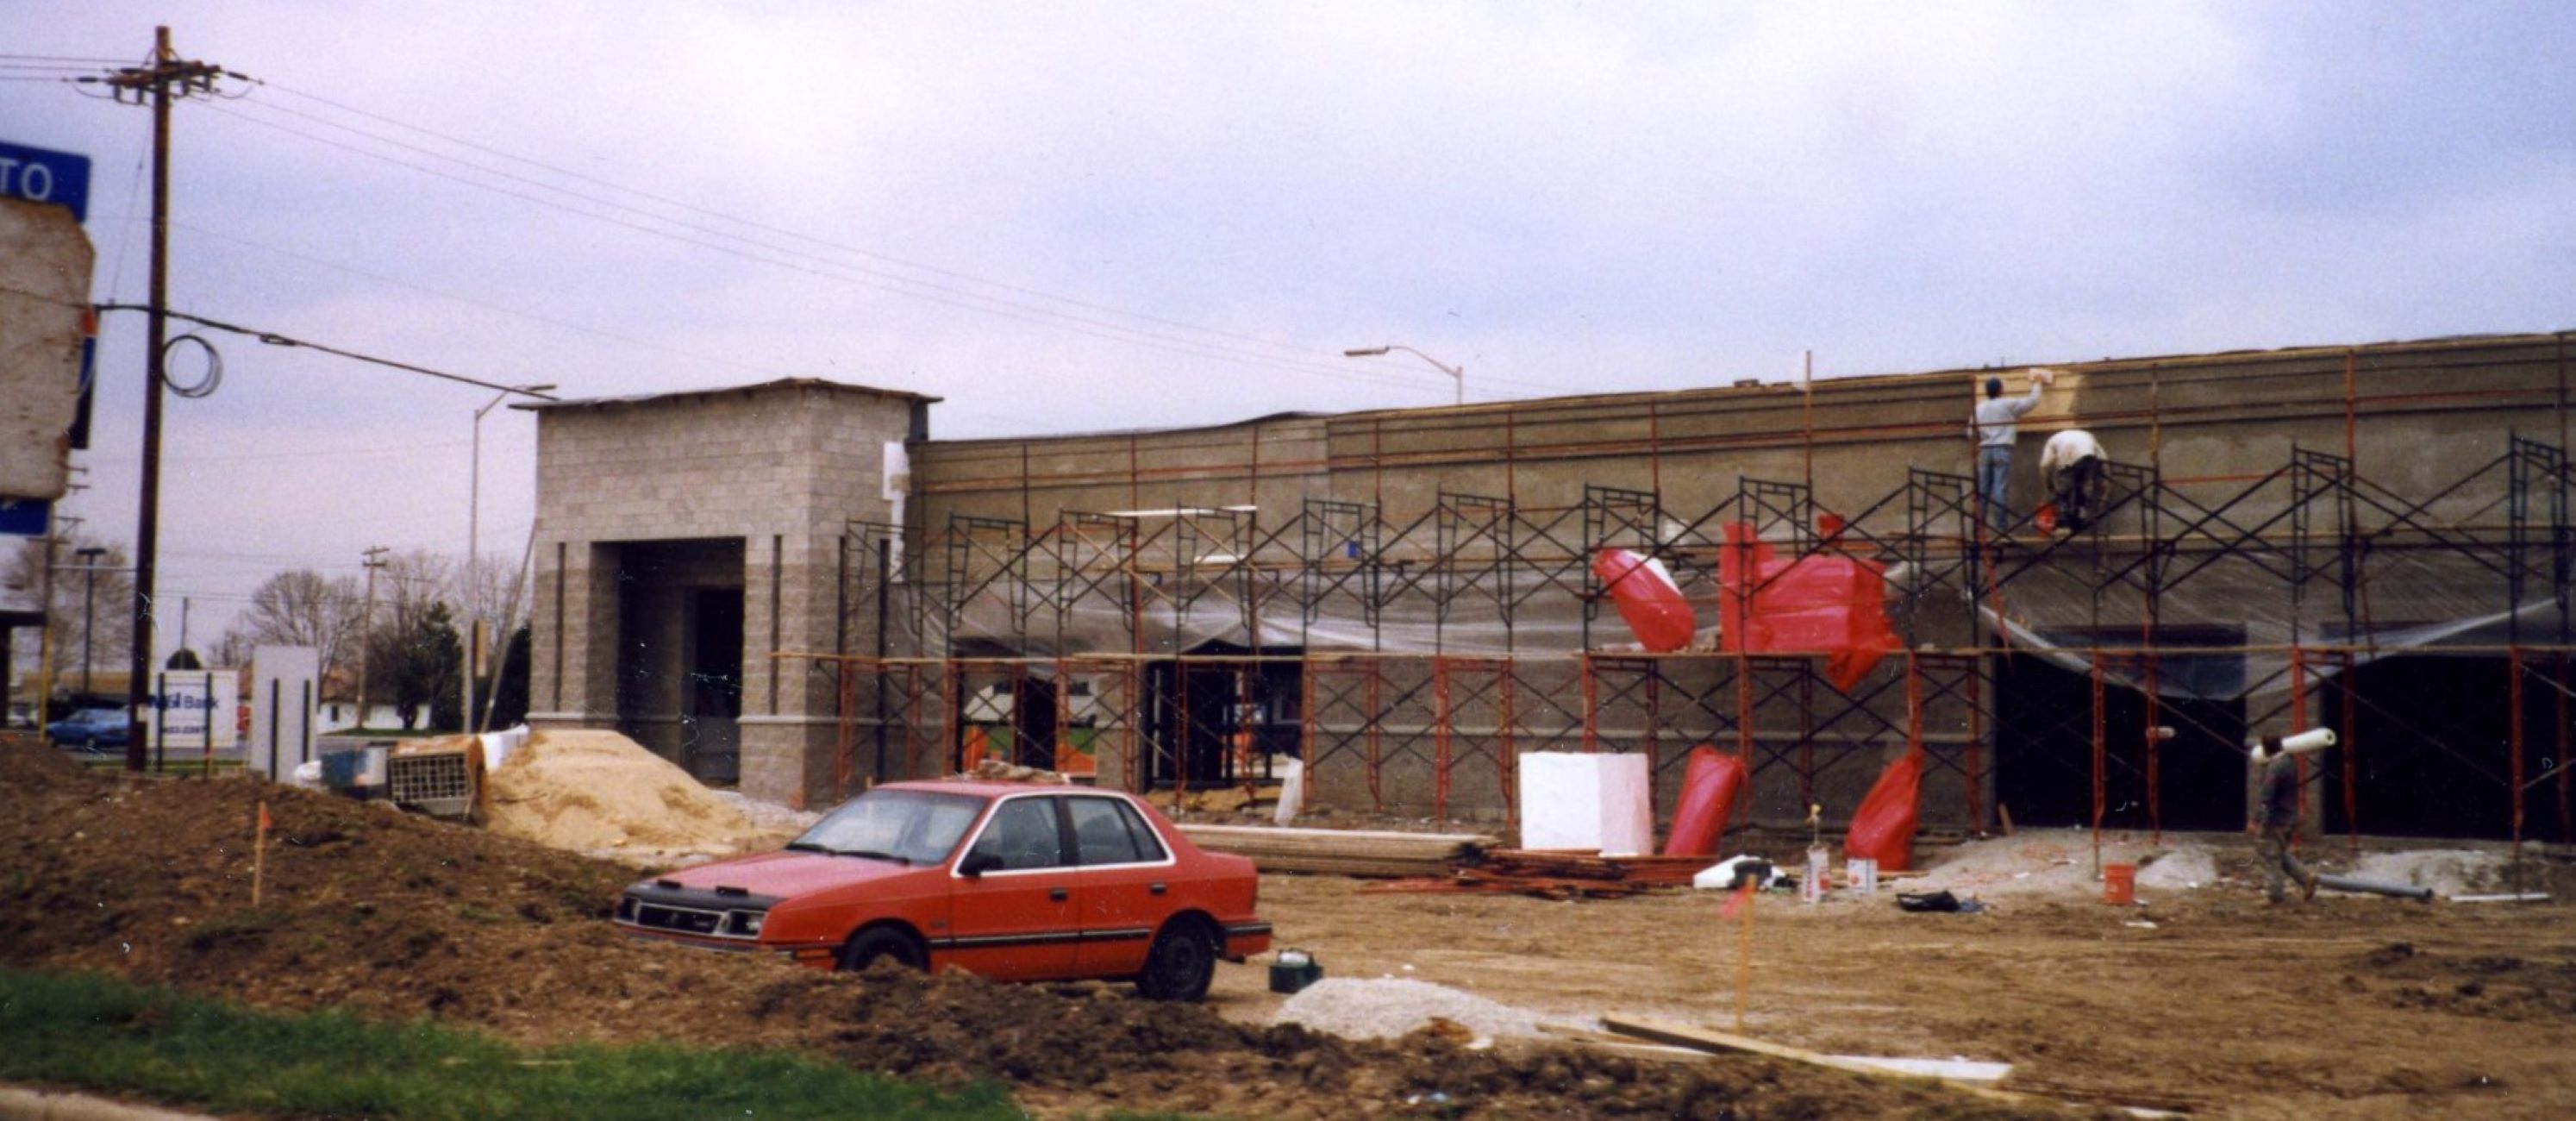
[1599,1017,2038,1105]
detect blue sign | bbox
[0,140,91,222]
[0,497,47,537]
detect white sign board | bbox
[147,669,240,754]
[0,197,91,501]
[249,645,321,781]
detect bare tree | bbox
[234,568,365,685]
[361,548,457,709]
[3,533,134,682]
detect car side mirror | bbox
[957,852,1003,878]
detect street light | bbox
[466,383,555,731]
[73,546,106,695]
[1342,344,1465,406]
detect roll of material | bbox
[2254,727,2338,760]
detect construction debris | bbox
[1177,824,1495,878]
[955,758,1072,784]
[1362,849,1710,899]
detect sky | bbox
[2,0,2571,655]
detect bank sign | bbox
[149,670,241,751]
[0,139,96,535]
[0,140,91,222]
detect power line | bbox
[84,299,561,400]
[198,100,1435,392]
[247,79,1356,363]
[159,218,816,383]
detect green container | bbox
[1268,949,1322,994]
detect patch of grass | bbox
[0,968,1022,1119]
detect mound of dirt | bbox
[483,730,789,861]
[0,734,2052,1119]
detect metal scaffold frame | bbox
[787,433,2573,849]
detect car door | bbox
[1070,794,1178,976]
[943,793,1080,980]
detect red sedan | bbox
[613,780,1270,1001]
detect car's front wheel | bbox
[838,925,926,974]
[1135,916,1216,1002]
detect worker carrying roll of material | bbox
[2248,730,2333,904]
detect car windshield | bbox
[787,789,985,865]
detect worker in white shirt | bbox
[2041,429,2107,533]
[1968,369,2055,532]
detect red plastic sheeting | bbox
[1845,749,1924,872]
[1661,745,1746,857]
[1593,548,1698,653]
[1715,522,1901,691]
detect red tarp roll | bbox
[1844,749,1924,872]
[1715,521,1901,691]
[1593,547,1697,653]
[1661,745,1746,857]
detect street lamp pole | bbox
[1341,344,1466,406]
[466,384,553,731]
[74,546,106,695]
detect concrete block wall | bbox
[526,380,927,808]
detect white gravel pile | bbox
[2351,849,2508,896]
[2135,844,2219,890]
[1900,830,2172,899]
[1272,978,1555,1042]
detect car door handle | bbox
[1149,882,1166,895]
[1048,887,1068,902]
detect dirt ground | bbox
[5,736,2571,1118]
[1207,841,2576,1119]
[0,736,2054,1119]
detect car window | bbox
[1113,799,1169,862]
[1068,797,1144,866]
[967,797,1066,871]
[791,789,984,865]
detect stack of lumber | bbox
[1176,824,1495,878]
[1362,849,1712,900]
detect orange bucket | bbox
[2103,862,2137,905]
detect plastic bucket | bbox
[2103,863,2137,905]
[1849,857,1878,894]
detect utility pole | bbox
[105,27,234,772]
[356,546,389,731]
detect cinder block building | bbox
[525,331,2574,844]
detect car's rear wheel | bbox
[1135,915,1216,1002]
[839,925,926,974]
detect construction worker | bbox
[2040,428,2107,533]
[2251,742,2320,904]
[1968,368,2056,532]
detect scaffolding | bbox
[787,430,2574,852]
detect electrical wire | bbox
[198,100,1433,392]
[247,79,1367,364]
[77,297,559,401]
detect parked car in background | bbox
[614,781,1270,1001]
[46,707,131,752]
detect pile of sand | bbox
[484,730,781,861]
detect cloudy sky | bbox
[3,1,2571,652]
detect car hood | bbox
[647,849,927,899]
